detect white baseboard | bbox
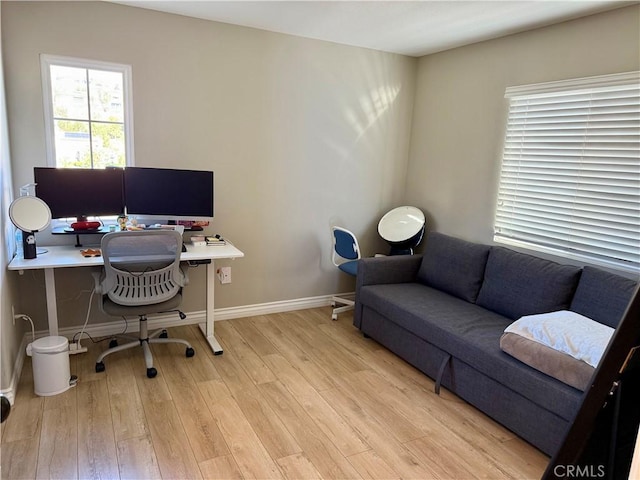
[213,294,336,320]
[8,294,338,402]
[58,293,336,338]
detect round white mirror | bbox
[9,196,52,232]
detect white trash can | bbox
[27,336,74,396]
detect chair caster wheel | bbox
[159,330,168,339]
[95,362,105,373]
[331,314,338,321]
[109,339,118,348]
[186,347,195,358]
[147,368,157,378]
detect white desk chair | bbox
[93,230,194,378]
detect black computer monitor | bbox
[34,167,125,221]
[123,167,214,221]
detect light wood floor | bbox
[1,308,549,479]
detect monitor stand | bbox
[54,226,109,247]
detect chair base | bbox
[331,295,355,321]
[95,316,194,378]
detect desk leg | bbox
[198,260,223,355]
[44,268,59,336]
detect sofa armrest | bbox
[353,255,423,329]
[357,255,423,288]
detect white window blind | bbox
[494,72,640,272]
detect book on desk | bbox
[190,235,226,247]
[205,236,226,246]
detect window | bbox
[494,72,640,272]
[41,55,134,168]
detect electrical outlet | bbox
[217,266,231,284]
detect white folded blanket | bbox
[504,310,614,368]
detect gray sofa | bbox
[353,232,638,455]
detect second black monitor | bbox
[124,167,214,220]
[34,167,125,221]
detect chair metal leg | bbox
[149,337,195,358]
[331,295,355,320]
[95,315,192,378]
[96,340,140,364]
[149,337,192,349]
[141,340,153,369]
[140,340,157,378]
[149,328,165,339]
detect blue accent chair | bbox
[331,226,361,320]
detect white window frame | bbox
[494,71,640,274]
[40,54,135,168]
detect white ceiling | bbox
[111,1,631,57]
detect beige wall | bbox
[2,1,416,331]
[406,5,640,246]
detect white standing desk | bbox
[7,242,244,354]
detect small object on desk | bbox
[71,220,101,231]
[191,234,206,247]
[117,214,128,231]
[9,195,52,260]
[177,220,209,230]
[80,248,101,257]
[206,235,226,246]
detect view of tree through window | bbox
[49,63,127,168]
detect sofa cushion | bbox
[570,266,638,328]
[416,232,490,303]
[476,247,581,320]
